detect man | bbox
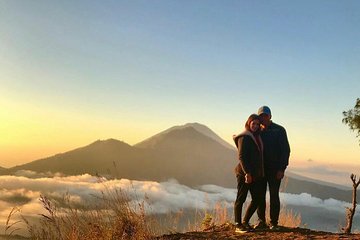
[256,106,290,230]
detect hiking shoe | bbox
[269,224,281,231]
[235,224,249,233]
[242,222,254,231]
[253,221,268,230]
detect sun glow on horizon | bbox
[0,1,359,169]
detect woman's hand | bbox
[245,174,253,184]
[276,171,284,180]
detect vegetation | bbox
[342,98,360,233]
[343,174,360,234]
[6,188,153,240]
[5,188,302,239]
[342,98,360,143]
[5,207,22,237]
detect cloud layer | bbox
[0,172,356,235]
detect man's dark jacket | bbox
[260,122,290,171]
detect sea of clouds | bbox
[0,170,358,235]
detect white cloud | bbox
[0,173,356,235]
[280,192,353,213]
[14,170,65,178]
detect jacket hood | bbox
[233,130,254,148]
[233,130,263,153]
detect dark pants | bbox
[234,174,265,225]
[257,169,282,225]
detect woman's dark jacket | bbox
[233,130,264,181]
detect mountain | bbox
[5,126,237,187]
[135,124,353,201]
[282,174,352,202]
[3,123,354,202]
[286,171,351,190]
[135,123,235,150]
[8,139,158,180]
[136,125,237,186]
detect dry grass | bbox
[154,199,302,234]
[278,206,302,228]
[4,195,302,239]
[23,187,153,240]
[4,207,22,237]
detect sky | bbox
[1,0,360,169]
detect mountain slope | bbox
[282,175,352,202]
[135,123,234,150]
[9,139,154,179]
[286,171,351,190]
[182,123,235,150]
[134,126,237,186]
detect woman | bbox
[233,114,265,233]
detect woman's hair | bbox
[245,114,261,134]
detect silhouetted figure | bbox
[257,106,290,230]
[233,114,266,233]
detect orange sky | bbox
[1,1,360,168]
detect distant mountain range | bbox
[4,123,236,187]
[1,123,353,202]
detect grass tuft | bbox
[25,186,153,240]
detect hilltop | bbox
[156,224,360,240]
[135,122,235,150]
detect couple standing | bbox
[233,106,290,233]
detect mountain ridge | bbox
[0,166,6,174]
[286,171,351,190]
[2,123,353,202]
[135,123,234,150]
[8,138,146,177]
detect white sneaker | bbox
[235,225,248,233]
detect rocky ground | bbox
[155,224,360,240]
